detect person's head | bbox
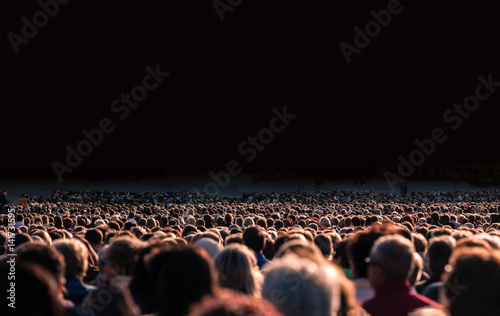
[347,229,384,279]
[214,244,262,297]
[412,232,428,254]
[150,247,217,316]
[441,247,500,316]
[195,237,222,259]
[84,228,103,251]
[53,238,88,281]
[187,290,281,316]
[427,236,456,278]
[224,233,244,246]
[31,230,52,246]
[243,217,255,227]
[0,262,64,316]
[319,217,331,229]
[102,236,144,276]
[276,238,324,263]
[367,234,415,288]
[314,234,333,260]
[16,242,66,290]
[243,225,266,253]
[262,255,341,316]
[7,233,32,254]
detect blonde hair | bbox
[214,244,263,297]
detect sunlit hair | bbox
[214,243,263,297]
[369,234,415,280]
[262,254,341,316]
[409,252,423,287]
[105,236,144,275]
[275,238,324,263]
[244,217,255,227]
[53,238,88,281]
[442,247,500,316]
[187,290,281,316]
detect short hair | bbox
[319,217,331,227]
[84,228,103,246]
[31,230,52,246]
[53,238,88,281]
[314,234,333,259]
[12,233,33,251]
[427,236,456,278]
[225,233,244,246]
[262,255,340,316]
[243,217,255,227]
[275,239,323,262]
[412,232,428,253]
[369,234,415,280]
[183,224,199,237]
[104,236,144,276]
[243,225,265,253]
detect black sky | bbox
[2,0,500,178]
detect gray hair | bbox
[370,234,415,280]
[319,217,331,227]
[262,255,340,316]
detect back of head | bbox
[370,234,415,280]
[195,237,222,259]
[443,247,500,316]
[347,229,384,278]
[275,238,323,263]
[16,242,65,284]
[427,236,456,278]
[1,262,64,316]
[53,238,88,281]
[85,228,103,246]
[187,290,281,316]
[314,234,333,259]
[262,255,340,316]
[214,244,261,297]
[105,236,144,276]
[12,233,32,252]
[243,225,265,253]
[151,247,216,316]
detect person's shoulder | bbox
[361,296,379,310]
[410,290,441,308]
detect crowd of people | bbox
[1,188,500,316]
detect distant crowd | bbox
[1,188,500,316]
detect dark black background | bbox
[2,0,499,179]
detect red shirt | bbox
[362,279,441,316]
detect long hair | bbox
[214,244,263,297]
